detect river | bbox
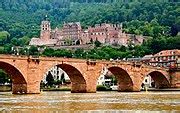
[0,91,179,112]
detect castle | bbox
[30,20,145,47]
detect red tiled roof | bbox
[153,49,180,57]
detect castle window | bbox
[145,79,147,83]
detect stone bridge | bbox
[0,55,179,94]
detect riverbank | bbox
[0,85,11,92]
[141,88,180,91]
[41,87,71,91]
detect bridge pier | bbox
[170,71,180,88]
[12,83,41,94]
[12,83,27,94]
[118,83,142,92]
[71,83,87,93]
[85,82,97,93]
[118,84,135,92]
[26,82,41,94]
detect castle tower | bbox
[40,18,51,40]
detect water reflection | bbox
[0,91,179,112]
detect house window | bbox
[100,77,103,80]
[173,56,176,59]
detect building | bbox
[141,54,153,65]
[88,23,120,44]
[42,66,70,85]
[30,19,147,47]
[97,67,111,86]
[56,22,82,46]
[30,20,58,46]
[142,75,154,89]
[87,23,145,46]
[150,49,180,68]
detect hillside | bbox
[0,0,179,57]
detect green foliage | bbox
[3,44,13,54]
[18,36,30,46]
[29,46,38,55]
[97,85,108,91]
[0,69,11,84]
[52,49,72,58]
[46,72,54,87]
[94,40,101,47]
[0,31,10,45]
[11,38,19,46]
[43,48,55,56]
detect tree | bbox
[0,69,11,84]
[3,44,13,54]
[43,48,55,57]
[18,36,30,46]
[11,38,20,46]
[170,25,179,36]
[60,73,66,84]
[94,40,101,47]
[29,46,38,55]
[0,31,10,45]
[46,71,54,87]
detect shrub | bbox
[97,85,107,91]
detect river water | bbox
[0,91,179,112]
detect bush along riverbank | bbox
[97,85,112,91]
[41,85,113,91]
[41,87,71,91]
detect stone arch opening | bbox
[108,67,133,91]
[0,61,27,94]
[143,71,170,89]
[42,63,87,93]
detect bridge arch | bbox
[143,71,170,89]
[0,61,27,94]
[42,63,87,93]
[108,66,133,91]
